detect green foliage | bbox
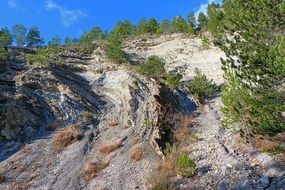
[177,155,196,177]
[187,12,196,34]
[109,20,136,41]
[0,48,7,61]
[12,24,27,47]
[188,68,216,103]
[172,16,189,33]
[165,73,182,89]
[221,0,285,136]
[64,37,73,46]
[198,12,208,31]
[78,26,105,45]
[157,19,173,35]
[264,143,285,155]
[26,46,62,67]
[0,28,12,47]
[26,26,44,47]
[207,3,224,37]
[137,17,159,35]
[139,55,166,78]
[48,36,62,46]
[201,37,210,49]
[105,38,126,63]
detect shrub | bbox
[130,146,143,161]
[201,37,210,49]
[177,155,196,177]
[105,39,126,63]
[139,55,166,78]
[188,68,216,104]
[0,47,7,61]
[81,160,109,182]
[26,46,62,67]
[164,73,182,89]
[53,126,82,153]
[264,143,285,155]
[99,142,122,154]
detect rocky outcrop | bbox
[0,35,284,190]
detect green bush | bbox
[177,155,196,177]
[105,39,126,63]
[202,37,210,50]
[165,73,182,89]
[26,46,62,67]
[139,55,166,78]
[0,48,7,61]
[188,68,216,104]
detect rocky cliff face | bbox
[0,34,284,190]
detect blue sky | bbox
[1,0,221,42]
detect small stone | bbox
[226,164,233,168]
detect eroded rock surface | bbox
[0,35,284,190]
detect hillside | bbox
[0,34,284,190]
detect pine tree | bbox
[12,24,27,46]
[197,12,208,31]
[48,36,61,46]
[207,3,223,37]
[172,16,189,33]
[78,26,105,45]
[221,0,285,137]
[26,26,44,47]
[0,28,12,47]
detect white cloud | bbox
[8,0,18,8]
[45,0,87,27]
[194,0,221,18]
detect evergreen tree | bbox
[172,16,189,33]
[207,3,224,37]
[12,24,27,46]
[26,26,44,47]
[147,17,159,34]
[187,13,196,29]
[157,19,173,34]
[0,28,12,47]
[137,17,149,34]
[221,0,285,137]
[48,36,61,46]
[64,37,73,46]
[197,12,208,31]
[78,26,105,45]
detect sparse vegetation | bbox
[177,154,196,177]
[99,142,122,154]
[139,55,166,78]
[130,136,138,146]
[53,126,82,153]
[130,146,143,161]
[188,68,216,104]
[164,73,182,89]
[81,160,109,182]
[201,37,210,50]
[264,143,285,156]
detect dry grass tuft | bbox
[99,142,122,154]
[53,126,81,153]
[131,146,143,161]
[180,115,193,128]
[173,125,190,144]
[108,120,119,127]
[130,136,138,146]
[82,160,109,182]
[198,104,206,113]
[0,172,5,183]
